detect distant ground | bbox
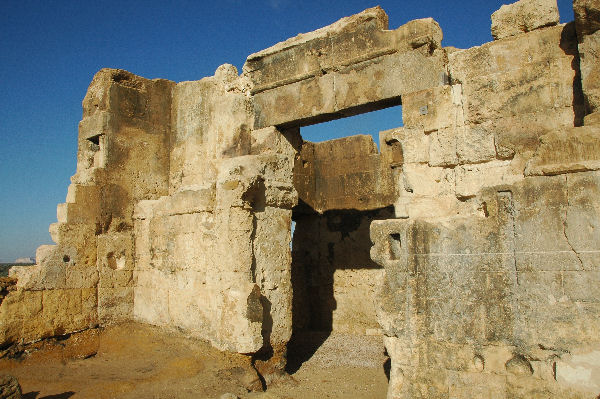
[0,322,389,399]
[0,264,31,277]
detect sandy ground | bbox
[0,323,389,399]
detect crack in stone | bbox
[562,174,584,269]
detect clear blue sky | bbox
[0,0,575,262]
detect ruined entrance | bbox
[284,106,402,370]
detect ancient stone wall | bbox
[0,1,599,397]
[369,1,600,397]
[294,135,395,211]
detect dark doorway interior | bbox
[286,202,394,372]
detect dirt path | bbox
[0,323,389,399]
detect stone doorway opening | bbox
[285,105,402,373]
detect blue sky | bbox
[0,0,575,262]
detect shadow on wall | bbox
[23,392,76,399]
[286,201,394,373]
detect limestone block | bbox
[491,0,559,40]
[369,218,410,271]
[7,266,36,288]
[96,232,134,278]
[401,85,463,132]
[244,7,389,92]
[250,126,300,157]
[82,69,174,133]
[525,125,600,176]
[514,273,600,346]
[217,154,296,210]
[252,72,336,129]
[429,127,458,167]
[579,30,600,113]
[459,57,576,124]
[64,184,100,210]
[167,283,213,333]
[406,196,463,219]
[15,245,81,290]
[555,350,600,394]
[170,73,252,190]
[165,187,215,216]
[24,288,97,342]
[451,25,573,82]
[563,271,600,301]
[65,268,99,289]
[402,164,455,196]
[295,135,395,212]
[97,286,133,324]
[211,283,264,353]
[133,199,161,220]
[455,160,522,198]
[252,48,446,129]
[485,108,577,159]
[585,111,600,125]
[450,25,579,127]
[447,371,507,399]
[35,245,55,266]
[78,111,114,141]
[253,207,293,347]
[244,8,443,95]
[330,268,383,334]
[0,290,41,345]
[56,202,92,224]
[332,49,447,121]
[380,127,429,166]
[395,18,443,51]
[383,336,412,399]
[510,176,580,272]
[456,124,496,164]
[573,0,600,37]
[564,171,600,271]
[133,284,170,326]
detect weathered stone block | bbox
[244,7,390,92]
[133,285,170,326]
[402,85,462,132]
[491,0,559,40]
[244,8,443,97]
[295,135,394,212]
[573,0,600,37]
[455,160,522,198]
[459,58,576,124]
[585,111,600,125]
[485,109,577,159]
[380,126,429,165]
[428,127,458,167]
[98,286,133,324]
[555,349,600,394]
[402,164,455,196]
[456,124,496,164]
[579,30,600,114]
[525,125,600,176]
[253,48,446,129]
[250,126,300,156]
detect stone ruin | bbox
[1,0,600,397]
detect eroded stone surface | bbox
[1,3,599,399]
[491,0,560,40]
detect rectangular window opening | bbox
[300,104,403,151]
